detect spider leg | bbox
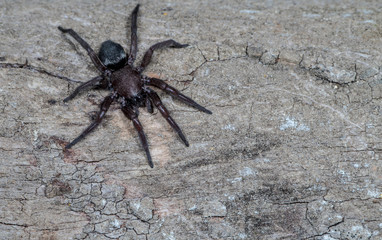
[128,4,140,66]
[145,77,212,114]
[145,96,154,113]
[122,105,153,168]
[58,26,107,73]
[139,40,189,72]
[65,94,114,149]
[64,75,104,102]
[147,88,189,147]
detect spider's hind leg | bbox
[128,4,140,66]
[58,26,107,73]
[139,40,189,72]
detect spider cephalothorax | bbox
[58,4,211,168]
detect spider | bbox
[58,4,212,168]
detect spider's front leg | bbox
[145,77,212,114]
[145,97,154,113]
[65,94,115,149]
[122,105,153,168]
[146,88,189,147]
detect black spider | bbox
[58,4,212,168]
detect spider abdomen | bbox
[98,40,127,70]
[111,66,143,101]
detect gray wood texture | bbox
[0,0,381,239]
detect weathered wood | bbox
[0,1,381,239]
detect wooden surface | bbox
[0,0,381,239]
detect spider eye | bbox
[98,40,127,70]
